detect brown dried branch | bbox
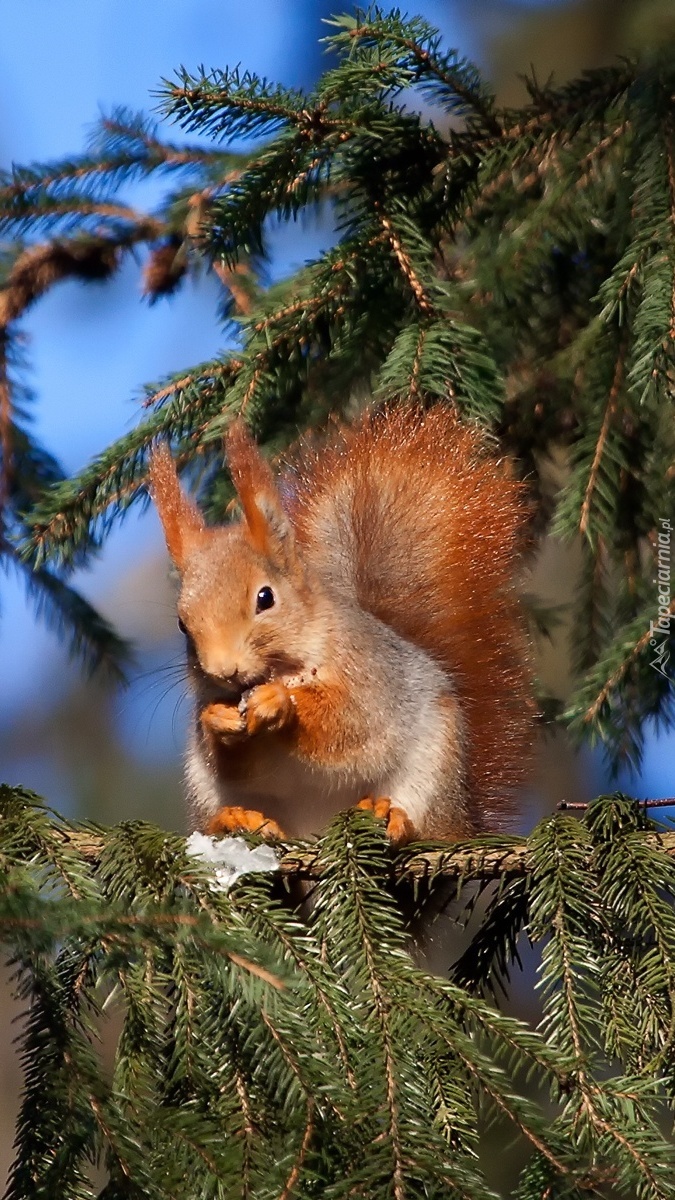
[0,238,132,521]
[142,240,187,299]
[583,599,675,725]
[579,336,628,539]
[0,241,120,327]
[0,213,168,513]
[211,260,254,314]
[278,1099,314,1200]
[155,187,256,313]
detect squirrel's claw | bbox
[206,806,285,840]
[356,796,416,846]
[201,701,246,741]
[244,679,296,735]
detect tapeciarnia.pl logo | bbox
[649,517,672,680]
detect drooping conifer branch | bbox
[0,7,671,796]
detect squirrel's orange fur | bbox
[288,406,534,829]
[149,405,534,843]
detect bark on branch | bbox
[48,825,675,884]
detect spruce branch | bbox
[502,63,635,141]
[587,796,675,1074]
[571,540,615,676]
[0,194,164,239]
[0,110,236,206]
[4,16,675,1193]
[9,550,133,682]
[528,812,675,1199]
[227,879,357,1088]
[325,9,500,133]
[95,106,231,172]
[26,804,675,896]
[25,359,241,566]
[204,136,335,265]
[161,67,312,140]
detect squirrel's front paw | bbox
[243,679,296,735]
[201,701,246,743]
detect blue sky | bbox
[0,0,478,718]
[0,0,671,807]
[0,1,340,710]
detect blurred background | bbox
[1,0,673,1188]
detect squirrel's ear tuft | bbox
[226,420,295,564]
[148,444,205,571]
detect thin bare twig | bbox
[278,1099,314,1200]
[579,335,628,538]
[583,598,675,724]
[559,797,675,811]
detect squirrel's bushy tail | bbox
[290,405,535,828]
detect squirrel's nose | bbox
[199,651,240,683]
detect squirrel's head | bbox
[149,424,316,703]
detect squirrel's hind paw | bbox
[206,806,285,840]
[356,797,416,846]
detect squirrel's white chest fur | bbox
[186,732,371,838]
[186,632,467,840]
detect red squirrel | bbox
[149,404,534,844]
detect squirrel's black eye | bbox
[255,586,275,613]
[177,617,188,636]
